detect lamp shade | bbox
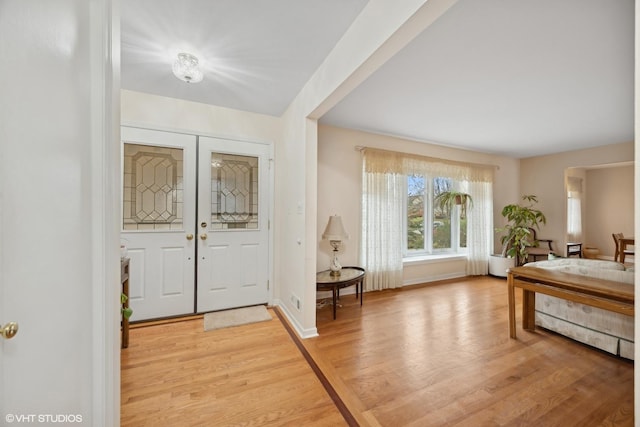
[322,215,349,241]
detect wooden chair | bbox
[612,233,634,263]
[524,228,555,263]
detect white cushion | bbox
[524,258,626,271]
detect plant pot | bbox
[583,247,600,259]
[489,254,516,278]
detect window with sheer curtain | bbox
[360,148,494,290]
[566,176,583,242]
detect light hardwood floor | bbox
[121,311,346,426]
[309,276,634,426]
[122,276,633,426]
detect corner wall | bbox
[277,0,459,337]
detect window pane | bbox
[567,195,582,237]
[432,177,451,249]
[123,143,184,231]
[210,153,259,230]
[407,175,425,250]
[460,217,467,248]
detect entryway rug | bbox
[203,305,272,331]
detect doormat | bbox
[203,305,272,331]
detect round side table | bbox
[316,266,365,319]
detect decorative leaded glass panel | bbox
[210,153,258,230]
[123,144,184,231]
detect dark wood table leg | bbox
[522,289,536,330]
[332,286,337,320]
[508,272,516,338]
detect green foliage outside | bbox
[407,175,467,251]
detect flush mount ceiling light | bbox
[172,52,203,83]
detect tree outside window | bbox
[407,175,425,251]
[405,175,466,256]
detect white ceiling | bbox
[121,0,634,159]
[121,0,368,116]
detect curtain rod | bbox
[353,145,500,170]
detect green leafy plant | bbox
[497,195,546,265]
[121,293,133,319]
[434,191,473,219]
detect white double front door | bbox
[121,127,271,321]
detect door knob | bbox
[1,322,18,340]
[186,234,194,240]
[200,233,208,240]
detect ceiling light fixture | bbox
[172,52,203,83]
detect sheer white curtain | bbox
[361,170,404,290]
[566,176,583,242]
[466,180,493,275]
[360,148,494,289]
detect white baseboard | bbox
[272,299,319,339]
[403,271,467,287]
[315,272,467,298]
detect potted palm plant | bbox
[489,195,547,276]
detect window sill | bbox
[403,253,467,266]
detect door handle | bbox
[1,322,18,340]
[200,233,208,240]
[186,234,194,240]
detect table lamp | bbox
[322,215,349,276]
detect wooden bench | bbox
[507,266,634,339]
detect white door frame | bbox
[94,3,121,424]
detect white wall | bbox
[0,0,119,423]
[520,142,634,256]
[121,90,282,143]
[318,125,520,284]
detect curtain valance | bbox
[567,176,583,193]
[362,147,494,183]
